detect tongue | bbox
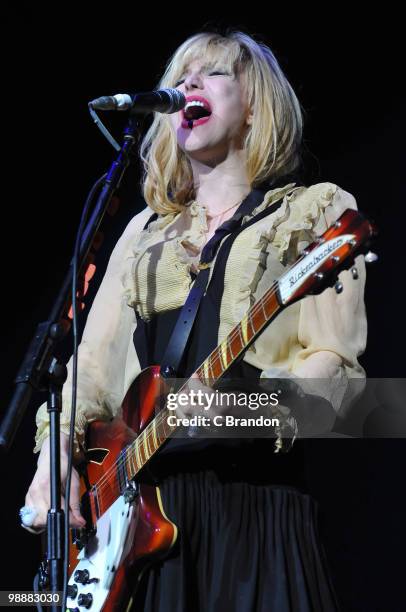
[184,106,211,121]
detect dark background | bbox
[1,6,405,611]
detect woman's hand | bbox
[23,433,86,534]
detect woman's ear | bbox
[246,109,254,126]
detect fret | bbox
[240,314,249,345]
[138,434,147,465]
[154,420,163,445]
[135,436,142,468]
[217,347,226,374]
[205,356,214,380]
[249,312,256,336]
[161,411,170,438]
[142,425,151,459]
[260,298,268,322]
[264,289,278,322]
[209,349,218,376]
[202,360,210,384]
[209,356,215,381]
[220,339,229,370]
[263,291,273,318]
[151,419,159,451]
[229,340,235,360]
[143,429,151,460]
[159,413,166,440]
[129,444,136,477]
[128,447,135,479]
[132,444,138,473]
[148,423,156,451]
[237,324,244,350]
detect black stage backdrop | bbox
[1,7,405,611]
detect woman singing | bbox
[23,29,367,611]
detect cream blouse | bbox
[34,182,367,454]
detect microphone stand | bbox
[0,114,142,610]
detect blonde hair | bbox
[140,30,303,214]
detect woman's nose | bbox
[184,71,204,91]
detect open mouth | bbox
[182,96,212,128]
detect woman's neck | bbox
[190,150,251,216]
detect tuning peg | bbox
[364,251,378,263]
[334,280,343,294]
[351,267,359,279]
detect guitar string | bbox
[88,234,356,504]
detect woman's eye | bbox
[174,79,185,87]
[208,71,226,76]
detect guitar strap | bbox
[141,186,294,378]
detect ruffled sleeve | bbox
[261,183,368,422]
[33,205,153,455]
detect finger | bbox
[69,508,86,529]
[60,496,85,529]
[21,523,46,535]
[69,498,86,527]
[69,472,86,526]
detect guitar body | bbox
[67,366,178,612]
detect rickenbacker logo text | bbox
[278,234,356,305]
[289,238,343,287]
[288,237,344,288]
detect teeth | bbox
[185,101,208,110]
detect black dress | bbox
[130,193,341,611]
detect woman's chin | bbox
[183,144,229,167]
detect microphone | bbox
[89,88,185,114]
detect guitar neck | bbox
[196,281,282,384]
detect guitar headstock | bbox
[277,209,377,305]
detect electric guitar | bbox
[45,208,376,611]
